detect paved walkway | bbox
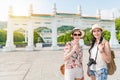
[0,48,120,80]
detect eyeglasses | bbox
[73,34,81,36]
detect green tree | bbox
[57,32,72,44]
[58,25,74,33]
[0,30,7,42]
[58,35,64,43]
[83,28,92,46]
[65,32,71,42]
[116,30,120,41]
[102,30,110,41]
[14,31,25,42]
[34,27,51,33]
[34,31,44,44]
[115,17,120,42]
[115,17,120,30]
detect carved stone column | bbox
[25,20,35,51]
[109,23,120,48]
[51,18,59,50]
[3,20,16,51]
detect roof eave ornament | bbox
[8,5,13,17]
[29,4,33,16]
[52,3,57,16]
[96,9,101,19]
[112,12,115,21]
[77,4,82,16]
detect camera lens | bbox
[87,58,96,67]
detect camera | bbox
[87,58,96,67]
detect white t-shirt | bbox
[89,43,107,71]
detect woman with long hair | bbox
[87,24,111,80]
[64,28,85,80]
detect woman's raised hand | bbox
[98,42,105,53]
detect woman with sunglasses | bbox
[87,24,111,80]
[64,28,85,80]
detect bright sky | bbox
[0,0,120,21]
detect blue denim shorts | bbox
[88,68,108,80]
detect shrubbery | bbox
[57,28,111,46]
[0,30,44,47]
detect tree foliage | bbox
[34,27,51,33]
[116,30,120,41]
[58,25,74,33]
[34,31,44,44]
[0,29,44,45]
[115,17,120,41]
[102,30,110,41]
[115,17,120,30]
[57,32,72,44]
[0,30,7,42]
[83,28,92,45]
[57,26,74,44]
[14,31,25,42]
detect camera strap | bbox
[95,46,98,62]
[89,46,99,63]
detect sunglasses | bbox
[73,34,81,36]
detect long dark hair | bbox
[89,36,103,54]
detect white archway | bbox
[3,4,120,51]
